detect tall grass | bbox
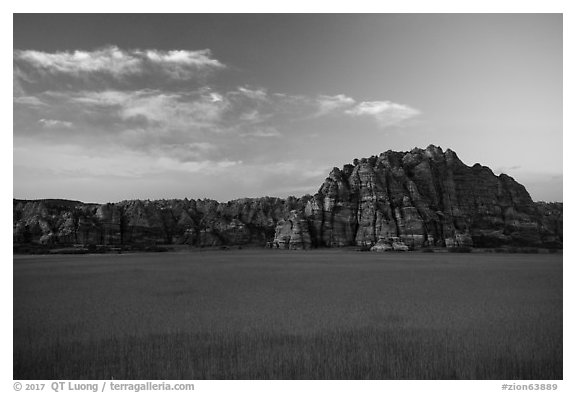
[14,326,561,379]
[14,250,562,379]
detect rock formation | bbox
[273,210,312,250]
[13,145,562,251]
[13,197,297,250]
[275,145,560,249]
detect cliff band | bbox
[13,145,562,251]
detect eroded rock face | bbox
[13,146,563,250]
[13,197,293,248]
[273,210,312,250]
[273,145,561,249]
[304,145,560,248]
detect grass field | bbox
[13,249,562,379]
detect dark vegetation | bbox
[14,250,562,379]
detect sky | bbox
[12,14,563,203]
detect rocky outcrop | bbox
[13,146,563,251]
[13,197,294,249]
[297,145,561,249]
[370,237,409,252]
[273,210,312,250]
[533,202,563,249]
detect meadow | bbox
[13,249,562,379]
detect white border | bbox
[4,2,573,392]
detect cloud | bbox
[63,90,132,106]
[14,48,423,186]
[14,142,240,178]
[14,46,225,87]
[157,142,218,163]
[16,47,140,77]
[17,87,290,166]
[14,96,46,106]
[13,45,427,202]
[16,86,423,167]
[345,101,421,127]
[235,87,268,101]
[209,92,223,102]
[315,94,356,116]
[51,86,289,135]
[118,91,227,128]
[51,89,229,131]
[142,49,223,68]
[241,127,282,138]
[157,157,242,174]
[38,118,73,129]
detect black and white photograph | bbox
[10,7,567,389]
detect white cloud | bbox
[123,93,228,129]
[241,127,282,138]
[14,47,421,136]
[16,47,140,77]
[13,43,427,203]
[66,90,132,106]
[209,92,223,102]
[315,94,356,116]
[54,87,283,133]
[140,48,225,79]
[142,49,221,67]
[57,89,229,130]
[235,87,268,101]
[345,101,421,127]
[14,96,46,106]
[38,118,73,129]
[14,46,225,82]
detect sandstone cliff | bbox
[13,146,562,251]
[13,197,300,249]
[273,145,561,249]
